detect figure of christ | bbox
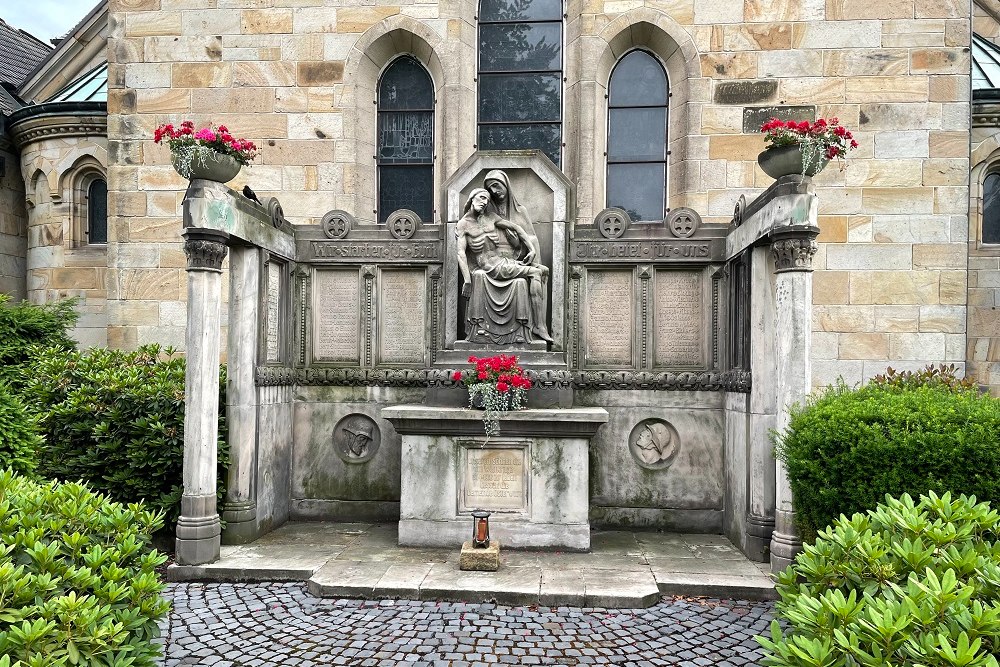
[456,188,552,345]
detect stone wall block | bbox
[758,50,823,77]
[921,305,966,333]
[171,62,233,88]
[699,52,757,78]
[889,332,947,360]
[839,332,889,360]
[845,76,928,103]
[912,243,966,269]
[182,9,242,35]
[144,36,223,62]
[814,305,876,333]
[860,188,935,215]
[793,20,881,49]
[233,61,296,87]
[722,23,792,50]
[297,61,344,86]
[826,0,912,20]
[813,270,849,304]
[922,158,968,187]
[826,243,911,270]
[127,11,182,37]
[915,0,967,19]
[242,9,294,34]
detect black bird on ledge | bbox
[242,185,262,206]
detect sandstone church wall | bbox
[106,0,970,388]
[0,138,27,301]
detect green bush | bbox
[25,344,228,527]
[758,492,1000,667]
[0,295,77,389]
[0,470,170,667]
[0,384,40,477]
[775,376,1000,538]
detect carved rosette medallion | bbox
[732,194,747,228]
[667,207,701,238]
[628,418,680,470]
[595,207,630,239]
[321,210,355,239]
[386,209,421,240]
[265,197,287,228]
[333,413,381,464]
[183,229,229,272]
[770,237,818,273]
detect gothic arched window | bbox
[606,49,669,222]
[984,170,1000,244]
[377,55,434,223]
[87,178,108,244]
[477,0,563,166]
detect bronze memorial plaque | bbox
[655,270,704,367]
[313,269,361,363]
[464,447,527,512]
[585,269,633,366]
[264,262,281,363]
[378,269,426,365]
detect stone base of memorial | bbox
[383,405,608,551]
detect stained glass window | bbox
[87,179,107,244]
[478,0,563,166]
[377,56,434,223]
[606,50,669,222]
[984,171,1000,244]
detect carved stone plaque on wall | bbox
[585,270,633,366]
[463,447,527,512]
[264,262,281,363]
[313,269,361,363]
[378,269,426,365]
[654,270,704,367]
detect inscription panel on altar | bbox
[312,269,361,363]
[584,269,634,367]
[462,446,527,513]
[378,269,426,365]
[264,261,282,363]
[654,270,705,368]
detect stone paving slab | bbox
[167,522,778,606]
[157,582,777,666]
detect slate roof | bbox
[0,18,51,114]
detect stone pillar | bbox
[221,246,259,544]
[768,231,817,574]
[176,228,229,565]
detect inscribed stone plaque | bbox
[742,105,816,134]
[313,269,361,363]
[585,270,633,366]
[714,80,777,105]
[464,448,526,512]
[378,269,426,364]
[264,262,281,363]
[654,270,704,367]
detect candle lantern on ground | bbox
[471,510,491,548]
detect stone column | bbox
[176,228,229,565]
[768,231,817,573]
[221,246,259,544]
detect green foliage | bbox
[0,471,170,666]
[0,385,40,478]
[775,377,1000,539]
[0,296,77,388]
[871,363,978,393]
[25,344,228,527]
[758,492,1000,667]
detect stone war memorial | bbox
[175,140,817,577]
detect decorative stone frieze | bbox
[183,230,229,272]
[770,236,818,273]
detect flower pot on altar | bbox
[757,143,829,179]
[171,146,241,182]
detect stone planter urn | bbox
[171,146,242,182]
[757,144,829,179]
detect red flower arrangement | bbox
[454,354,531,437]
[154,121,258,179]
[760,117,859,166]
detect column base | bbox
[221,501,258,545]
[744,512,775,563]
[768,510,801,574]
[176,494,221,565]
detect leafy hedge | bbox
[24,344,228,527]
[0,295,76,389]
[0,471,170,666]
[775,372,1000,538]
[759,492,1000,667]
[0,384,40,477]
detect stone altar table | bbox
[383,406,608,551]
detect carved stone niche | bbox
[442,150,572,356]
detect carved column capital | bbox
[770,236,817,273]
[183,228,229,272]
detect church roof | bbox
[48,62,107,103]
[0,19,51,114]
[974,33,1000,101]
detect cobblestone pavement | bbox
[159,583,774,666]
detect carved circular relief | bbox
[733,194,747,228]
[322,210,355,239]
[628,418,680,470]
[266,197,286,229]
[595,207,630,239]
[333,413,381,464]
[386,209,421,239]
[667,207,701,239]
